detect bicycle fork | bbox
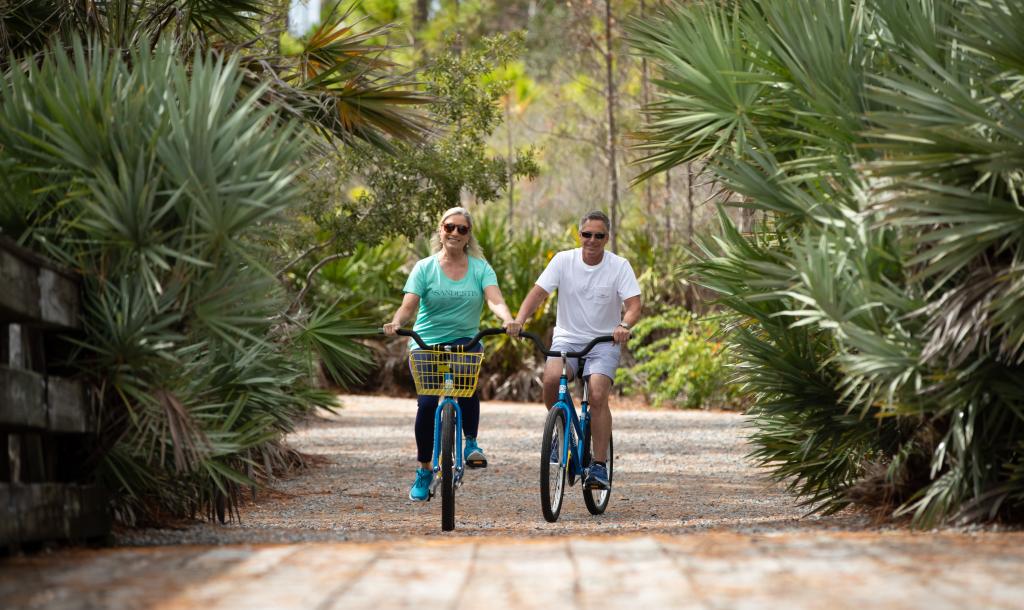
[558,369,592,485]
[431,399,465,494]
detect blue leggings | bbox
[412,337,482,464]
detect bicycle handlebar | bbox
[518,331,615,359]
[379,327,506,350]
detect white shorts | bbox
[548,337,622,383]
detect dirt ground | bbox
[4,395,1024,610]
[115,394,870,544]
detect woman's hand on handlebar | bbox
[382,322,400,336]
[503,319,522,337]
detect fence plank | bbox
[47,377,90,433]
[0,248,41,323]
[0,484,15,541]
[38,268,79,329]
[0,239,79,330]
[0,367,89,433]
[1,483,110,544]
[0,366,45,429]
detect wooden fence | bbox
[1,238,110,547]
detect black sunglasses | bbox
[580,231,607,240]
[443,222,470,235]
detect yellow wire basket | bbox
[409,348,485,397]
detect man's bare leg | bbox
[542,357,567,408]
[587,374,613,462]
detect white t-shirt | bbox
[536,248,641,341]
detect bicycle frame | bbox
[552,356,591,482]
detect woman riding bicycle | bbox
[383,207,520,501]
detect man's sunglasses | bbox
[443,222,470,235]
[580,231,607,240]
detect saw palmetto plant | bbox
[0,38,383,522]
[0,1,423,522]
[630,0,1024,526]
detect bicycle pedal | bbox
[466,458,487,468]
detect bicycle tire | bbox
[440,403,456,531]
[582,427,613,515]
[540,407,567,522]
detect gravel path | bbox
[117,394,868,545]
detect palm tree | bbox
[0,0,430,147]
[629,0,1024,526]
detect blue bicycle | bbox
[386,327,504,531]
[520,332,615,522]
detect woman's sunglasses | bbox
[580,231,607,240]
[443,222,470,235]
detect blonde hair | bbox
[430,207,484,258]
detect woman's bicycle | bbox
[383,327,504,531]
[519,332,615,522]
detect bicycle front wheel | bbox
[440,402,456,531]
[540,407,567,522]
[582,428,613,515]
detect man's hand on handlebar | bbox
[503,319,522,337]
[613,324,631,345]
[382,322,400,336]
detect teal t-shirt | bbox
[404,254,498,347]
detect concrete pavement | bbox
[4,531,1024,609]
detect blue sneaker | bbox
[409,468,432,501]
[464,437,488,468]
[585,461,610,490]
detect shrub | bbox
[620,308,737,408]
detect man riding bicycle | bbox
[513,210,642,490]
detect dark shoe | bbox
[585,461,610,490]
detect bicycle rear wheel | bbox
[582,427,613,515]
[540,407,567,522]
[440,403,456,531]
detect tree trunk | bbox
[664,168,673,247]
[413,0,430,30]
[603,0,620,252]
[640,0,654,245]
[686,163,695,249]
[506,96,516,237]
[685,163,701,312]
[740,207,756,233]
